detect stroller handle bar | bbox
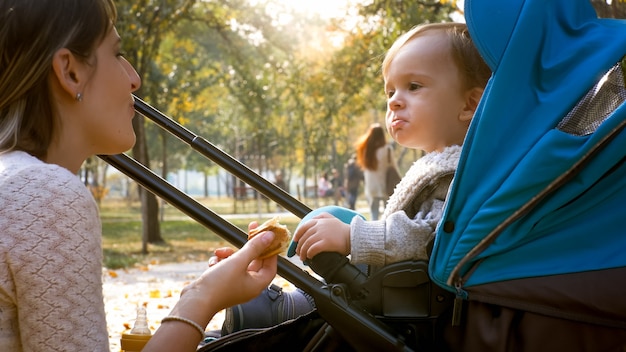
[133,96,311,218]
[99,95,412,351]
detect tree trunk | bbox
[132,113,165,253]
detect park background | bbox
[91,0,624,349]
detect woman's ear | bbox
[459,87,484,122]
[51,48,83,100]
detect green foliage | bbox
[109,0,460,192]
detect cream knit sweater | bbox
[0,151,109,351]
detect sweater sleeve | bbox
[349,198,445,267]
[1,165,109,351]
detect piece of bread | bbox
[248,216,291,259]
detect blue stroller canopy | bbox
[430,0,626,291]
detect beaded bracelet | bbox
[161,316,206,339]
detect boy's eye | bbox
[409,82,421,91]
[386,90,395,99]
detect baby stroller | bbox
[426,0,626,350]
[103,0,626,350]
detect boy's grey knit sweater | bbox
[349,145,462,267]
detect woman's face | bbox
[384,32,470,153]
[75,26,141,156]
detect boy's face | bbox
[384,32,471,153]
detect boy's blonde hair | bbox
[382,23,491,90]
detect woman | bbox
[0,1,277,351]
[354,123,396,220]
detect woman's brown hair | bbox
[355,123,387,171]
[0,0,117,158]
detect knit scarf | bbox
[383,145,462,219]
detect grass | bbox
[100,197,302,269]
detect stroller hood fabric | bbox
[430,0,626,291]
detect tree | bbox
[107,0,461,235]
[115,0,198,250]
[591,0,626,18]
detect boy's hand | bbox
[293,212,351,261]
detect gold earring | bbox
[76,93,83,102]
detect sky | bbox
[279,0,355,19]
[281,0,465,23]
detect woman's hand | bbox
[146,222,278,352]
[167,221,278,326]
[208,247,235,267]
[207,221,259,267]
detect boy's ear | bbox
[51,48,83,100]
[459,87,484,122]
